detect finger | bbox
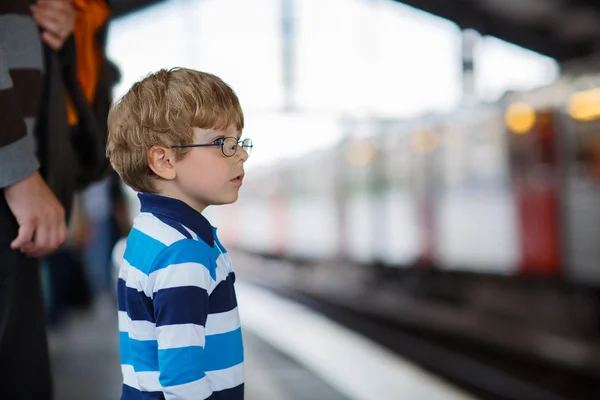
[31,1,75,26]
[19,241,36,256]
[51,212,67,251]
[31,218,51,257]
[10,222,35,250]
[30,8,63,37]
[40,30,65,51]
[33,0,74,17]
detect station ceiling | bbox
[110,0,600,63]
[396,0,600,62]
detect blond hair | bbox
[106,68,244,193]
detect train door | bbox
[375,121,420,267]
[559,91,600,286]
[341,119,378,264]
[408,123,440,267]
[506,105,563,278]
[436,109,519,274]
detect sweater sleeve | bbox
[0,13,42,188]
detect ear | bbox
[148,146,177,180]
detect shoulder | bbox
[123,212,206,276]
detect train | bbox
[208,74,600,289]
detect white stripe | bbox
[182,225,198,240]
[119,311,156,340]
[118,259,129,280]
[214,253,232,285]
[128,319,157,342]
[205,308,241,336]
[156,323,205,349]
[118,311,128,333]
[122,364,140,390]
[123,260,150,297]
[134,212,187,246]
[137,371,162,392]
[163,375,213,400]
[122,365,162,392]
[149,262,211,294]
[206,362,244,391]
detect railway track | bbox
[252,282,600,400]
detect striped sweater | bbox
[0,1,43,188]
[117,193,244,400]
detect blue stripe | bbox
[119,331,131,365]
[208,273,237,314]
[205,328,244,371]
[120,334,159,372]
[121,383,165,399]
[124,229,167,275]
[154,215,193,239]
[126,286,155,323]
[154,286,208,327]
[158,346,205,387]
[152,240,216,279]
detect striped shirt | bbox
[117,193,244,399]
[0,2,43,188]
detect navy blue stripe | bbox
[121,384,165,400]
[117,278,127,312]
[139,193,214,247]
[126,286,155,323]
[208,273,237,314]
[210,383,244,400]
[154,286,208,327]
[154,214,193,239]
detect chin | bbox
[214,194,239,206]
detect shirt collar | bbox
[138,193,214,247]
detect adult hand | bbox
[3,171,67,258]
[30,0,76,51]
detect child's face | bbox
[173,124,248,212]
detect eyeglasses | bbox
[170,137,253,157]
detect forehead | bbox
[192,125,241,138]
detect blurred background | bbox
[46,0,600,399]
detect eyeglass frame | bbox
[169,137,253,157]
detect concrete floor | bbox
[48,293,348,400]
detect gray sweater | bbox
[0,2,43,188]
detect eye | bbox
[212,137,225,145]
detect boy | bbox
[107,68,252,399]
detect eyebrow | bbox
[206,130,242,140]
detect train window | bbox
[440,114,508,191]
[508,111,560,184]
[568,118,600,185]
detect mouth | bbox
[230,173,244,185]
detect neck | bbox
[154,182,207,214]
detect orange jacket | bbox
[67,0,111,126]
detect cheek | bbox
[178,156,229,187]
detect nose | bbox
[237,146,249,162]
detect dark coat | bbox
[35,26,118,219]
